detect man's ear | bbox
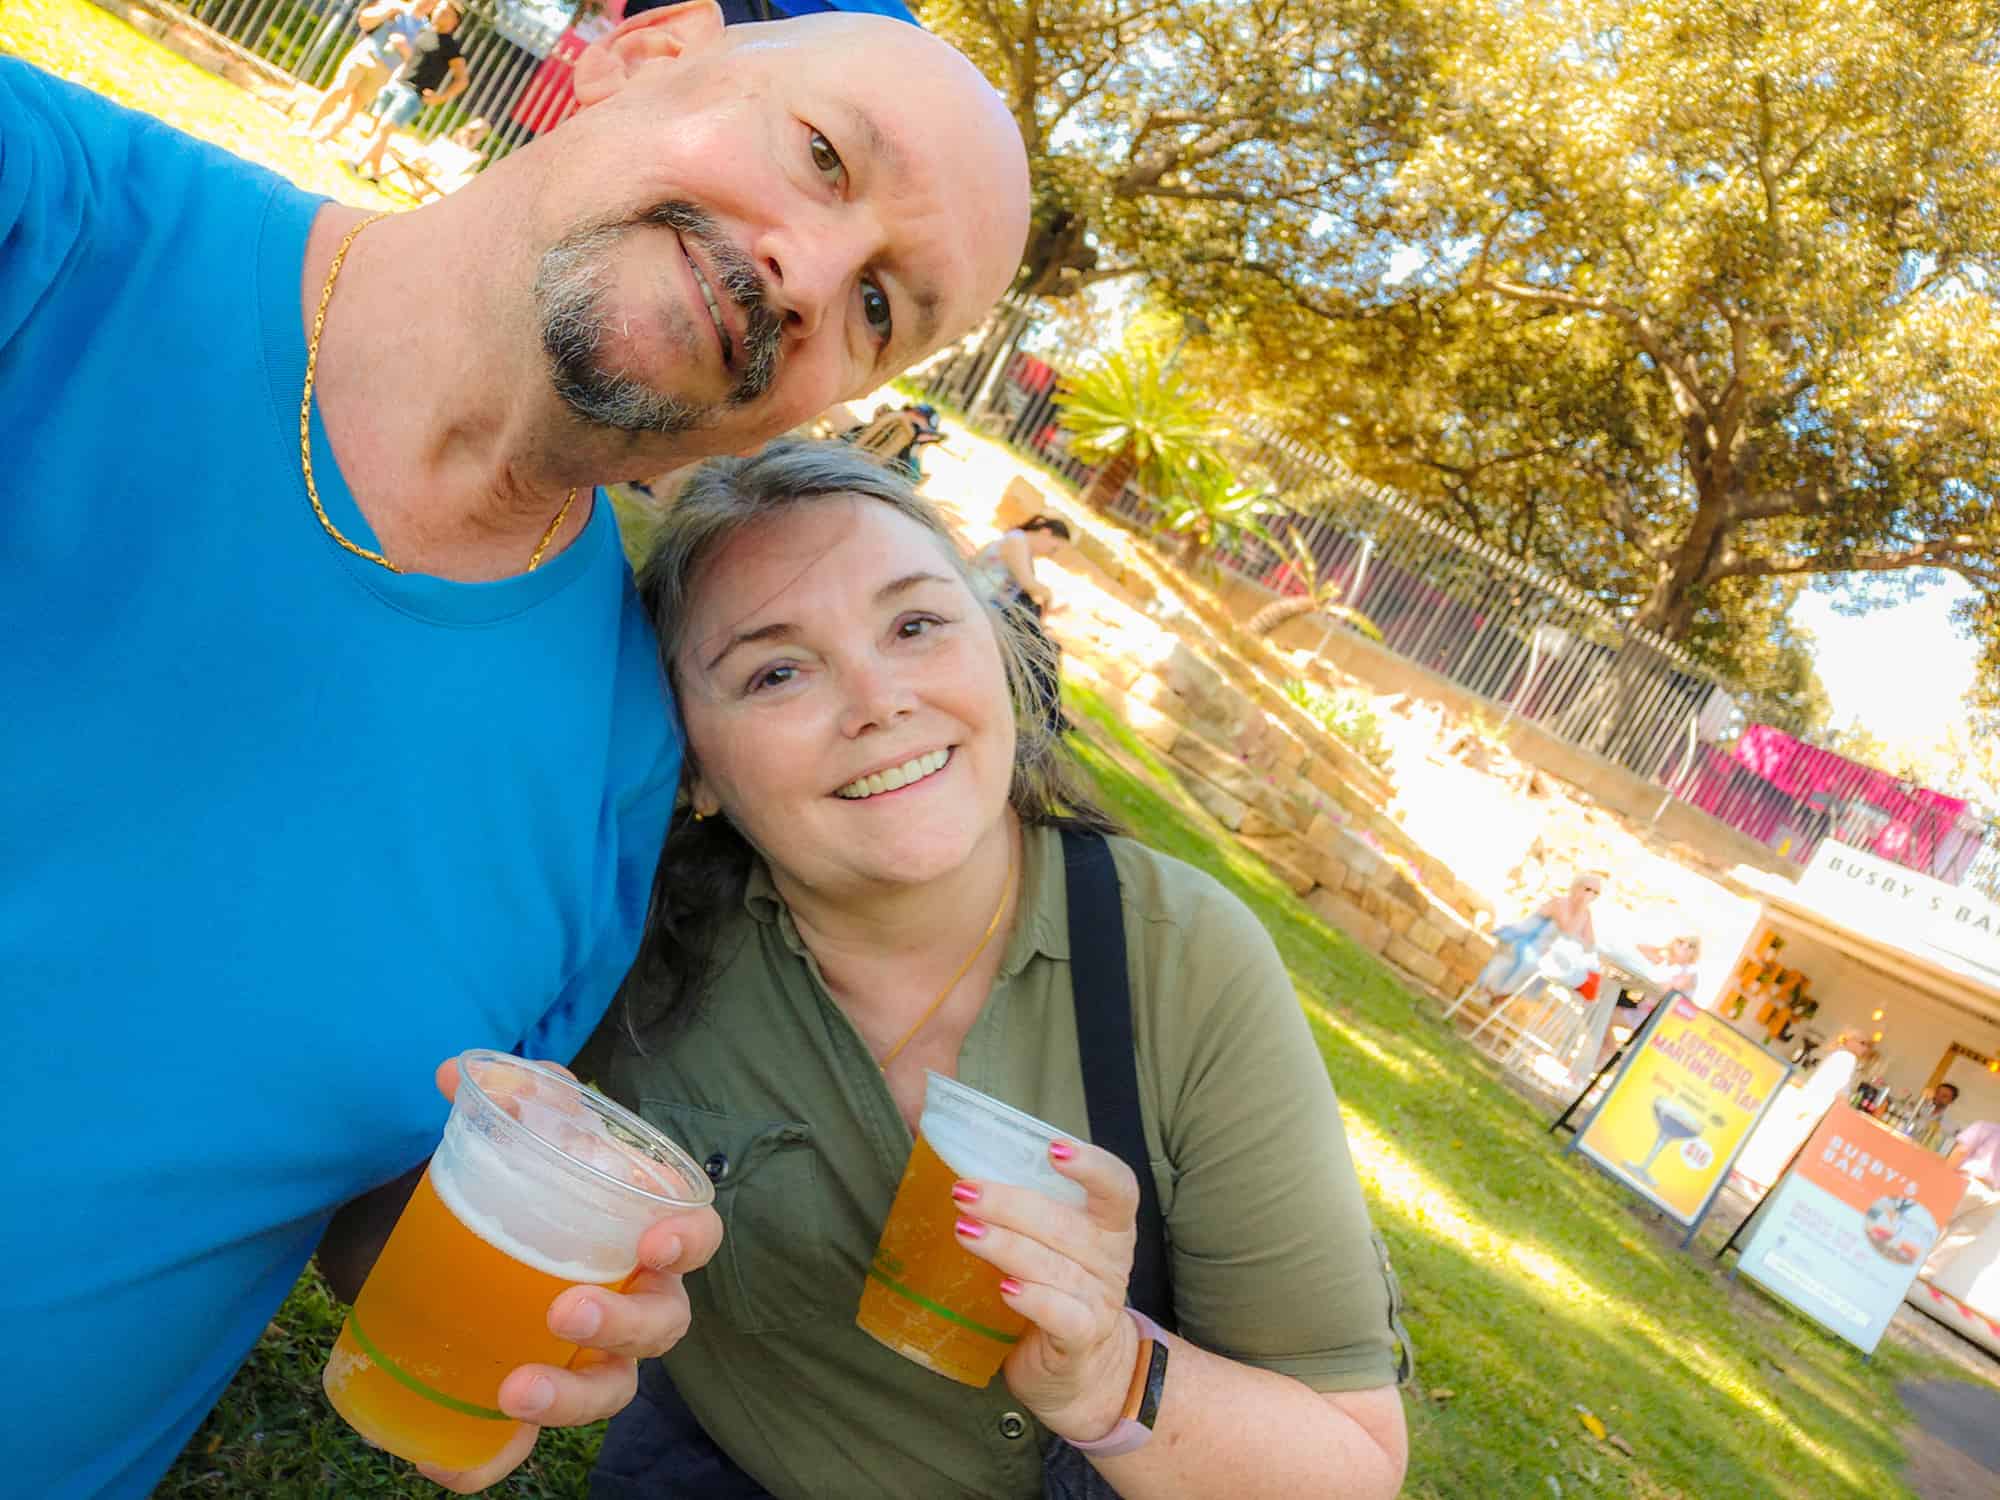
[572,1,727,109]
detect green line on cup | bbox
[347,1313,513,1422]
[864,1266,1022,1344]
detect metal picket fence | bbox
[909,303,1999,893]
[150,0,582,155]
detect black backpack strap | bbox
[1060,827,1174,1329]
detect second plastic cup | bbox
[857,1071,1086,1386]
[321,1052,714,1470]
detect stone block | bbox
[1238,808,1294,839]
[1303,754,1364,810]
[1383,936,1449,991]
[1269,725,1311,776]
[1306,888,1391,954]
[1092,654,1142,693]
[1293,843,1352,894]
[1161,641,1232,716]
[1123,697,1181,754]
[1176,771,1247,831]
[1170,733,1294,825]
[1406,918,1447,956]
[1236,834,1317,895]
[1383,870,1429,914]
[1132,713,1180,755]
[1381,900,1418,937]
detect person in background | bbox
[1922,1117,2000,1281]
[290,0,433,148]
[844,400,947,480]
[1916,1081,1961,1150]
[1637,931,1701,1000]
[974,513,1073,738]
[1462,871,1603,1010]
[1597,929,1701,1068]
[350,0,471,182]
[584,442,1409,1500]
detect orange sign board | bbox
[1577,997,1791,1226]
[1737,1105,1967,1351]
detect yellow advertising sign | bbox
[1576,998,1792,1226]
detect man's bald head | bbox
[533,2,1031,454]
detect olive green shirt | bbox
[586,827,1405,1499]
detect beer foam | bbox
[432,1132,635,1284]
[922,1075,1086,1207]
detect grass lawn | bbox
[2,0,406,212]
[9,4,1968,1494]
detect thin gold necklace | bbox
[300,212,577,574]
[877,849,1016,1072]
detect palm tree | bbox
[1158,468,1273,573]
[1054,342,1228,514]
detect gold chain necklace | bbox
[877,849,1016,1072]
[300,212,577,574]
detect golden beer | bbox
[321,1052,712,1470]
[857,1134,1027,1386]
[323,1167,627,1470]
[857,1073,1085,1387]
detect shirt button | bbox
[703,1153,729,1183]
[998,1411,1028,1440]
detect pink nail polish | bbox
[1049,1140,1075,1162]
[999,1277,1023,1296]
[951,1181,980,1204]
[954,1216,985,1240]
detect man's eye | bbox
[808,129,843,183]
[862,279,893,342]
[749,664,797,692]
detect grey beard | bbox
[533,203,782,437]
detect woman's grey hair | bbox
[635,438,1067,806]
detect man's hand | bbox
[412,1059,725,1494]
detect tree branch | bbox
[1711,537,2000,586]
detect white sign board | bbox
[1796,842,2000,986]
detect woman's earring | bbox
[692,808,708,822]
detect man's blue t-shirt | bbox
[0,60,680,1498]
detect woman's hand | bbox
[414,1059,725,1494]
[950,1139,1142,1442]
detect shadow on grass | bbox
[1064,693,1920,1500]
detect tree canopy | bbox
[929,0,2000,711]
[920,0,1435,296]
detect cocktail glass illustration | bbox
[1624,1095,1705,1186]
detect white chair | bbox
[1462,946,1597,1081]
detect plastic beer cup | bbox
[857,1071,1086,1386]
[321,1051,713,1470]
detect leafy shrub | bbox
[1282,680,1393,772]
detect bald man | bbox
[0,6,1027,1496]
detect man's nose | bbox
[754,218,872,344]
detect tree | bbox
[1204,0,2000,703]
[1053,339,1228,512]
[919,0,1437,298]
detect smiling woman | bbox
[577,439,1412,1500]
